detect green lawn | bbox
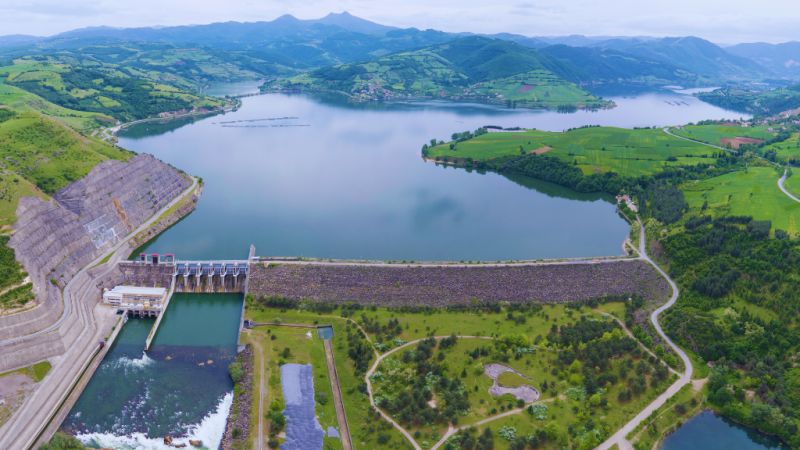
[684,167,800,235]
[426,127,714,178]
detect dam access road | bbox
[0,177,198,450]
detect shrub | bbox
[228,361,244,383]
[267,438,280,448]
[232,427,242,439]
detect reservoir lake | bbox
[66,84,760,449]
[120,84,746,262]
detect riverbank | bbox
[259,87,615,110]
[222,346,254,450]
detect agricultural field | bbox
[762,132,800,161]
[426,127,714,178]
[244,300,680,450]
[1,56,231,121]
[0,110,131,225]
[670,125,776,148]
[241,326,343,450]
[683,167,800,235]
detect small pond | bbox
[659,410,784,450]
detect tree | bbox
[39,433,87,450]
[229,361,244,383]
[545,422,561,441]
[654,344,665,357]
[570,360,581,373]
[590,394,602,406]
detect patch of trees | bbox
[380,337,470,427]
[10,68,193,121]
[547,316,621,347]
[346,327,374,376]
[0,108,16,123]
[0,236,27,291]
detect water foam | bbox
[75,391,233,450]
[115,352,156,371]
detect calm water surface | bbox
[64,294,242,449]
[660,410,783,450]
[119,85,748,261]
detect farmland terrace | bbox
[247,260,670,307]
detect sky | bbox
[0,0,797,44]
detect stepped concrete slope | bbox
[0,154,189,354]
[0,154,199,449]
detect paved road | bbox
[0,176,197,347]
[779,170,800,203]
[596,219,693,450]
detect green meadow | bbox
[683,167,800,235]
[426,127,714,177]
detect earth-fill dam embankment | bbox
[0,154,192,370]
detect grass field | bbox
[245,303,678,449]
[763,132,800,161]
[683,167,800,235]
[670,125,776,148]
[426,127,715,178]
[241,326,343,450]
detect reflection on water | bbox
[64,294,243,449]
[659,410,783,450]
[119,88,739,261]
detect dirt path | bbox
[323,339,353,450]
[251,338,266,450]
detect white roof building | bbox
[103,286,168,312]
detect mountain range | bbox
[0,12,794,82]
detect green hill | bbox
[0,108,132,227]
[696,84,800,115]
[1,55,233,122]
[540,45,714,84]
[271,37,610,109]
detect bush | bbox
[228,361,244,383]
[232,427,242,439]
[674,403,687,415]
[267,438,280,448]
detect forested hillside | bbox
[1,56,231,121]
[697,84,800,115]
[272,37,610,109]
[540,45,709,84]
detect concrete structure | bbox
[103,286,168,317]
[0,158,200,450]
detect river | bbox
[63,294,243,449]
[118,84,746,262]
